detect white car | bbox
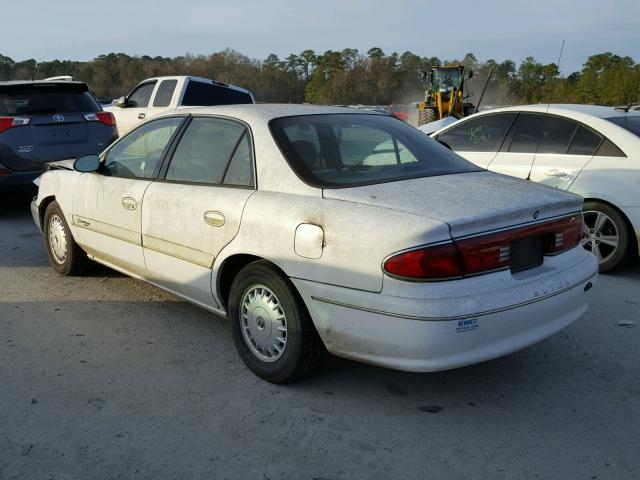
[31,105,598,383]
[432,104,640,271]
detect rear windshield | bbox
[0,83,100,116]
[182,81,253,106]
[605,115,640,138]
[270,114,480,188]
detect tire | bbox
[418,107,437,126]
[228,261,323,383]
[582,201,630,273]
[43,201,92,276]
[464,105,476,117]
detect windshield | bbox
[434,68,462,92]
[0,84,100,115]
[270,113,480,188]
[605,115,640,138]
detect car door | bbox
[71,116,186,274]
[116,81,157,134]
[435,112,516,168]
[486,113,543,179]
[141,116,256,308]
[529,119,600,189]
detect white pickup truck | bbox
[104,75,254,135]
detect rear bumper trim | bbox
[311,272,596,322]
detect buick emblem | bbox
[52,113,64,122]
[533,210,540,219]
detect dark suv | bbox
[0,80,118,189]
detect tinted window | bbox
[536,116,578,154]
[165,117,249,185]
[605,115,640,137]
[182,81,253,106]
[596,138,625,157]
[128,82,156,108]
[153,80,177,107]
[568,126,602,155]
[270,114,480,188]
[507,114,541,153]
[437,113,515,152]
[0,84,100,115]
[104,117,183,179]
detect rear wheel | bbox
[44,201,92,276]
[228,261,323,383]
[581,201,629,272]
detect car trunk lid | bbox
[322,171,583,239]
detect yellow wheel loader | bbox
[416,65,479,126]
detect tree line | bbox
[1,49,638,107]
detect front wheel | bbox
[581,201,629,272]
[228,261,323,383]
[43,201,92,276]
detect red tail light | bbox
[384,214,583,281]
[84,112,116,126]
[0,116,31,134]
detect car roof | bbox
[0,80,88,87]
[156,103,379,122]
[480,103,640,119]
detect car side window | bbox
[103,117,184,179]
[153,80,177,108]
[165,117,254,186]
[507,114,544,153]
[127,82,156,108]
[536,116,578,154]
[568,126,602,155]
[437,113,516,152]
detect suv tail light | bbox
[0,162,12,176]
[0,116,31,134]
[84,111,116,126]
[384,214,583,281]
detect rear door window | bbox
[507,114,580,154]
[181,81,253,106]
[165,117,254,186]
[437,113,516,152]
[568,126,602,155]
[152,80,177,107]
[127,82,156,108]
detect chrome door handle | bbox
[203,211,225,227]
[121,197,137,211]
[138,113,146,119]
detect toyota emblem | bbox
[52,113,64,122]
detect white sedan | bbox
[31,105,598,383]
[432,104,640,271]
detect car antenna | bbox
[527,40,565,181]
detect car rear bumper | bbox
[292,248,598,372]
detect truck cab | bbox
[105,76,254,135]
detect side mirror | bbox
[74,154,101,173]
[114,96,127,107]
[468,70,474,79]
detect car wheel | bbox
[228,260,323,383]
[43,201,92,276]
[581,201,629,273]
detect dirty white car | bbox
[31,105,598,383]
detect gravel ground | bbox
[1,190,639,480]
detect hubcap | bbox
[48,215,68,265]
[581,210,619,264]
[240,284,287,362]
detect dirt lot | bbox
[1,191,639,480]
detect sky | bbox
[3,0,639,74]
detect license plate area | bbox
[510,236,543,274]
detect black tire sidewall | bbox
[583,201,629,272]
[228,263,309,383]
